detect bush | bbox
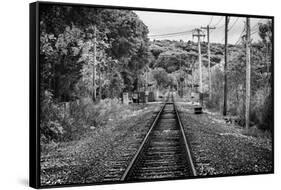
[40,91,128,143]
[251,86,273,132]
[242,125,271,139]
[205,97,220,110]
[40,90,70,143]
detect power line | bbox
[213,16,223,27]
[216,23,225,30]
[233,18,264,45]
[210,18,224,34]
[251,30,259,35]
[149,16,256,41]
[228,17,239,32]
[233,24,259,45]
[152,32,193,38]
[208,16,214,25]
[250,18,267,31]
[234,27,245,45]
[148,29,193,37]
[251,23,259,31]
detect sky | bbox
[134,10,270,44]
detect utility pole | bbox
[180,54,183,98]
[223,16,229,116]
[192,29,205,95]
[201,25,216,100]
[92,24,97,102]
[145,67,148,91]
[145,66,148,103]
[245,17,251,129]
[98,64,102,101]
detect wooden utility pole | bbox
[266,42,270,73]
[98,65,102,101]
[245,18,251,129]
[223,16,229,116]
[180,54,183,98]
[192,29,205,94]
[145,67,148,91]
[201,25,216,100]
[92,25,97,102]
[191,63,194,95]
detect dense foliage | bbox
[40,5,150,142]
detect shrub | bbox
[242,125,271,139]
[40,92,128,143]
[251,86,273,132]
[40,90,70,143]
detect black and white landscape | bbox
[39,3,273,187]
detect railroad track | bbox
[121,92,196,181]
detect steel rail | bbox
[120,101,167,181]
[173,96,197,176]
[121,93,196,180]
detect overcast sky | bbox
[134,11,270,44]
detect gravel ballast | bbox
[176,102,273,176]
[40,103,162,186]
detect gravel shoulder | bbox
[176,102,273,176]
[40,103,162,186]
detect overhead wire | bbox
[148,29,193,37]
[228,17,239,32]
[150,15,215,38]
[234,22,259,45]
[234,27,246,45]
[208,16,214,25]
[213,16,223,27]
[148,16,257,44]
[152,33,193,38]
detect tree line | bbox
[40,5,150,103]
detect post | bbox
[98,65,102,101]
[145,67,148,103]
[245,17,251,129]
[192,29,205,94]
[198,33,202,94]
[193,28,205,106]
[223,16,229,116]
[180,54,183,98]
[92,25,97,102]
[201,25,216,100]
[191,66,194,103]
[146,68,148,91]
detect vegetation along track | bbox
[121,93,196,181]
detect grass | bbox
[241,126,272,139]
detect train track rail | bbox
[121,93,196,181]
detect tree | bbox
[152,68,173,89]
[39,5,150,102]
[258,21,272,73]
